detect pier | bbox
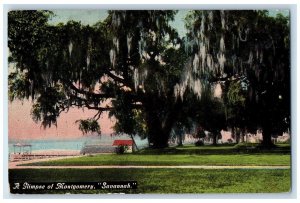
[9,153,77,162]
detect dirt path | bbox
[10,165,290,169]
[9,157,290,170]
[9,156,82,169]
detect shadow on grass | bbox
[136,143,291,155]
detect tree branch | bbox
[67,82,113,99]
[105,71,125,83]
[69,94,113,111]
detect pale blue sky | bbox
[49,10,288,38]
[49,10,108,25]
[49,10,189,37]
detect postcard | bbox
[7,9,291,195]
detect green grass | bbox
[9,168,291,194]
[23,153,290,166]
[137,143,291,155]
[11,144,291,194]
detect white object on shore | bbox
[9,149,80,162]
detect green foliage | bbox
[199,90,226,134]
[75,119,101,135]
[223,79,247,131]
[184,10,290,146]
[8,10,184,147]
[8,10,290,148]
[8,10,111,130]
[30,84,66,128]
[227,81,246,107]
[8,71,31,101]
[8,10,53,65]
[8,10,54,100]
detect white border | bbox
[1,1,299,202]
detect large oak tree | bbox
[8,10,290,148]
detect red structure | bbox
[112,139,137,153]
[112,140,134,146]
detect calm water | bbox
[9,135,148,154]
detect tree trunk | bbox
[241,131,245,143]
[153,132,169,148]
[177,133,183,146]
[212,133,217,145]
[129,134,138,152]
[143,94,182,149]
[146,110,170,149]
[148,124,169,148]
[235,128,240,144]
[261,125,275,149]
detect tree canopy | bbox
[8,10,290,148]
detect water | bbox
[9,135,148,154]
[9,139,84,154]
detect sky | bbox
[8,9,289,141]
[48,9,288,37]
[48,10,108,26]
[9,99,116,140]
[49,10,189,37]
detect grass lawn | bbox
[137,143,291,155]
[9,168,291,194]
[23,154,290,166]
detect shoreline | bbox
[9,150,81,162]
[9,149,81,156]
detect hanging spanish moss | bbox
[174,10,286,103]
[8,10,290,148]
